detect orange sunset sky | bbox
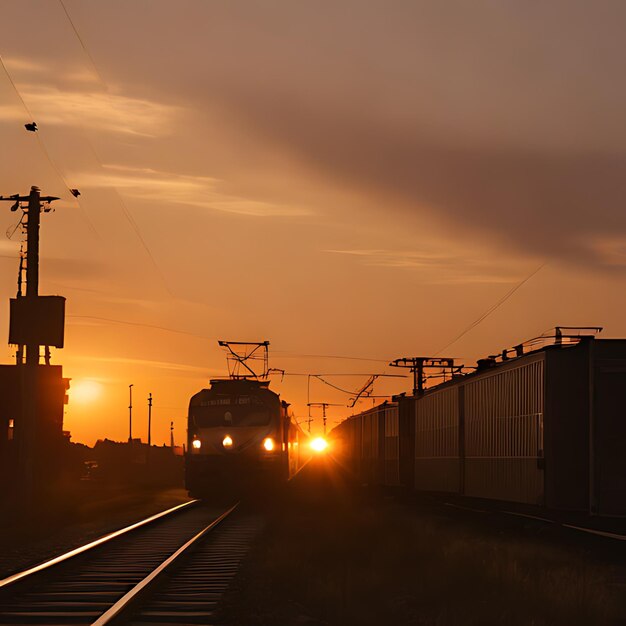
[1,1,626,446]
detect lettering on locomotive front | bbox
[190,397,272,428]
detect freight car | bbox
[185,378,309,497]
[331,332,626,516]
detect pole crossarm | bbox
[389,356,461,396]
[307,402,342,436]
[0,194,60,203]
[390,357,455,369]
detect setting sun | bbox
[70,380,103,405]
[310,437,329,453]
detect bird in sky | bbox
[24,122,38,132]
[69,189,81,198]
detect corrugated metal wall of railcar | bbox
[398,396,415,490]
[332,416,360,479]
[414,385,461,492]
[463,354,545,505]
[360,409,380,485]
[383,403,400,486]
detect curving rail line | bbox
[0,499,255,625]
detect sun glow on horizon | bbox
[70,380,103,405]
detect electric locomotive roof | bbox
[207,378,271,389]
[189,377,281,410]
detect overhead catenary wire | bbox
[312,375,361,396]
[435,263,546,356]
[270,371,405,377]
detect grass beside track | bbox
[0,485,191,577]
[220,458,623,625]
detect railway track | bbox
[0,499,263,625]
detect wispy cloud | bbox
[0,84,176,136]
[326,248,522,284]
[80,164,310,217]
[589,237,626,269]
[71,354,212,375]
[0,240,20,254]
[1,57,46,73]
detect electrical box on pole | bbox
[9,295,65,347]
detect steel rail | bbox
[444,501,626,542]
[0,499,198,589]
[562,523,626,541]
[92,502,239,625]
[289,456,312,481]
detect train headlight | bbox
[192,438,202,450]
[223,435,233,448]
[262,437,275,452]
[311,437,328,453]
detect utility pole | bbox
[303,415,313,433]
[23,188,42,500]
[147,393,152,448]
[128,384,134,443]
[24,187,44,365]
[307,402,341,436]
[15,247,25,365]
[170,421,174,448]
[0,186,62,501]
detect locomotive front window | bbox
[191,405,271,427]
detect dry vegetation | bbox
[0,486,190,577]
[221,460,623,625]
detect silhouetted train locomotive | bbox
[185,377,309,497]
[331,330,626,516]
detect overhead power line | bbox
[436,263,546,355]
[66,315,398,371]
[57,0,106,85]
[2,1,173,296]
[0,55,100,238]
[56,0,172,295]
[272,351,389,364]
[67,315,212,340]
